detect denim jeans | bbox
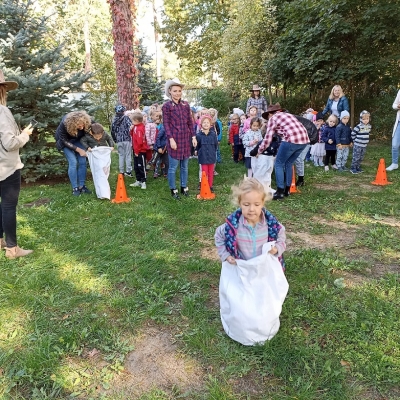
[0,169,21,247]
[275,142,308,189]
[294,144,311,177]
[62,140,87,189]
[391,121,400,164]
[168,155,189,189]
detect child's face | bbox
[232,116,240,124]
[361,114,370,124]
[240,115,246,124]
[251,122,260,131]
[249,107,257,117]
[341,116,350,125]
[328,118,336,127]
[240,190,264,226]
[201,118,211,131]
[315,119,324,128]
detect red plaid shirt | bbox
[259,111,309,153]
[162,99,195,160]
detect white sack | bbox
[219,242,289,346]
[87,147,113,200]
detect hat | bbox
[340,110,350,119]
[0,70,18,91]
[250,84,261,92]
[115,105,126,114]
[315,112,324,121]
[164,78,185,98]
[261,103,283,119]
[232,107,244,117]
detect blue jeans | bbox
[62,141,87,189]
[0,169,20,247]
[168,155,189,189]
[391,121,400,164]
[275,142,308,189]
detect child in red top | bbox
[129,112,147,190]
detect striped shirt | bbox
[258,111,309,153]
[215,213,286,262]
[351,123,371,147]
[162,99,195,160]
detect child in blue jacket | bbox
[321,115,339,171]
[335,111,353,171]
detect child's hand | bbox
[328,139,333,144]
[337,144,342,149]
[134,153,138,157]
[269,246,278,255]
[350,143,353,147]
[226,256,237,265]
[158,148,163,154]
[87,147,92,152]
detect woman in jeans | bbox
[55,111,92,196]
[0,70,34,259]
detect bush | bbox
[199,88,232,116]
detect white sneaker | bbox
[324,166,329,172]
[386,163,398,171]
[332,164,338,170]
[130,181,141,187]
[141,182,146,189]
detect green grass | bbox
[0,142,399,399]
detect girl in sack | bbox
[215,178,286,267]
[214,178,288,345]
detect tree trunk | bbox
[350,81,355,128]
[108,0,140,109]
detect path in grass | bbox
[0,143,399,399]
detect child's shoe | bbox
[357,168,363,173]
[313,162,319,167]
[319,161,325,167]
[342,166,349,171]
[324,165,329,172]
[141,182,146,189]
[214,171,219,176]
[153,173,158,179]
[124,171,133,177]
[350,169,359,174]
[130,181,141,187]
[332,164,338,170]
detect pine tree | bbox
[0,0,92,180]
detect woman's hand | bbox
[269,246,278,255]
[22,126,34,136]
[170,138,177,150]
[226,256,237,265]
[192,137,197,148]
[76,147,87,157]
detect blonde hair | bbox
[0,85,6,106]
[131,112,143,123]
[208,108,218,122]
[232,178,270,206]
[329,85,344,100]
[64,111,91,136]
[327,114,339,125]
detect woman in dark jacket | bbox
[321,85,350,118]
[55,111,92,196]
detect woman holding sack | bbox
[0,70,34,259]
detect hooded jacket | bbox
[111,114,132,143]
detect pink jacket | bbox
[145,122,157,147]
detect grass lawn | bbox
[0,141,399,400]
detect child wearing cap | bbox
[350,111,371,174]
[335,110,353,172]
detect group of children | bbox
[308,110,372,174]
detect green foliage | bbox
[0,0,92,181]
[199,88,232,117]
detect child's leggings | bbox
[201,164,214,187]
[324,150,336,166]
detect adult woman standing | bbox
[246,84,268,118]
[55,111,92,196]
[386,89,400,171]
[0,71,34,259]
[321,85,350,118]
[162,78,197,199]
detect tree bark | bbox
[108,0,140,109]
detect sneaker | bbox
[324,166,329,172]
[124,172,133,177]
[130,181,142,187]
[386,163,398,171]
[141,182,146,189]
[214,171,219,176]
[153,173,158,179]
[332,164,338,170]
[319,161,325,167]
[72,187,81,196]
[336,167,344,172]
[80,185,92,194]
[357,168,363,173]
[313,162,319,167]
[342,166,349,171]
[350,169,360,174]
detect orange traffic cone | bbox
[111,173,131,203]
[371,158,392,186]
[197,171,216,200]
[289,166,300,193]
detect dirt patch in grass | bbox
[22,197,52,207]
[288,230,356,251]
[201,247,220,261]
[109,326,204,397]
[313,181,382,192]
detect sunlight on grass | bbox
[332,210,372,224]
[0,306,31,345]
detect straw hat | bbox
[164,78,185,98]
[250,84,262,92]
[0,70,18,91]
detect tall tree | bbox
[159,0,230,80]
[108,0,140,109]
[0,0,91,180]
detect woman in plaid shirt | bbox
[162,78,197,200]
[246,84,268,118]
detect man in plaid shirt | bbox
[162,78,197,200]
[258,104,309,200]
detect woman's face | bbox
[77,122,85,130]
[169,85,182,102]
[253,90,260,98]
[333,87,341,98]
